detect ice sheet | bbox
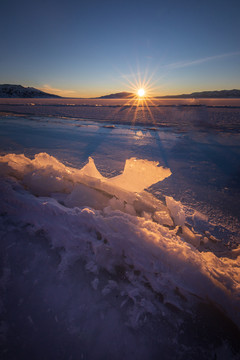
[1,106,240,358]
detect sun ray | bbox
[107,65,166,126]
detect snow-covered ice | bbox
[0,102,240,359]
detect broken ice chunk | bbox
[166,196,185,226]
[153,210,174,227]
[107,158,171,192]
[181,225,202,248]
[65,183,109,209]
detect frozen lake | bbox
[0,100,240,359]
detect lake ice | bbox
[0,100,240,359]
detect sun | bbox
[137,88,145,97]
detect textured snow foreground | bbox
[1,153,240,359]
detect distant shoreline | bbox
[97,89,240,99]
[1,85,240,99]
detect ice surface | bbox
[0,98,240,133]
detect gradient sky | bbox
[1,0,240,97]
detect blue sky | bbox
[1,0,240,97]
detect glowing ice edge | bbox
[0,152,240,328]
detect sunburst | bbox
[120,69,160,125]
[137,88,145,98]
[107,67,162,126]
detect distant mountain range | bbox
[97,91,134,99]
[0,84,61,98]
[1,84,240,99]
[98,89,240,99]
[157,89,240,99]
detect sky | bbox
[0,0,240,97]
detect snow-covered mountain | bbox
[97,91,134,99]
[0,84,61,98]
[98,89,240,99]
[158,89,240,98]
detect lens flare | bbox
[113,67,162,126]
